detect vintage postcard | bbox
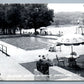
[0,0,84,81]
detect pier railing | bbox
[0,44,9,56]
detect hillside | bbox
[52,12,84,25]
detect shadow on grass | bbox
[20,61,36,74]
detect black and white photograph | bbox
[0,3,84,81]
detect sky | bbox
[0,0,84,3]
[48,4,84,13]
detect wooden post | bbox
[6,47,7,55]
[71,45,73,58]
[2,45,3,53]
[60,45,61,52]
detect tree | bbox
[0,4,54,35]
[18,4,29,34]
[25,4,54,34]
[0,4,6,34]
[7,4,21,34]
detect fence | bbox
[0,44,9,56]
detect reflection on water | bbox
[0,37,52,50]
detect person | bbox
[36,58,43,72]
[42,55,46,60]
[38,55,41,60]
[68,57,76,67]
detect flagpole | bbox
[71,45,73,58]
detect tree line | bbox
[0,4,54,35]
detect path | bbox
[0,51,34,80]
[0,40,55,63]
